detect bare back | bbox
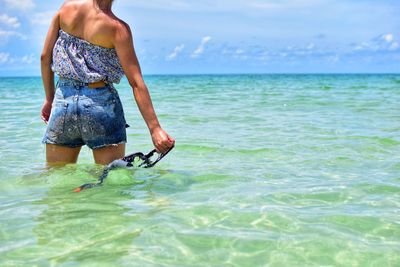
[41,0,175,164]
[59,0,120,49]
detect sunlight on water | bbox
[0,74,399,266]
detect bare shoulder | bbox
[112,18,133,42]
[58,0,86,25]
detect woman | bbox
[40,0,175,165]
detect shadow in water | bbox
[2,164,176,265]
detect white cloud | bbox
[353,33,399,52]
[166,44,185,61]
[382,34,394,43]
[30,11,56,26]
[235,49,244,54]
[378,33,398,51]
[191,36,211,58]
[327,55,340,63]
[21,53,36,64]
[354,42,370,51]
[389,42,399,51]
[0,53,38,66]
[0,14,20,28]
[0,29,27,40]
[2,0,35,11]
[0,52,9,64]
[306,43,315,50]
[233,49,248,60]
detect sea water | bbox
[0,74,399,266]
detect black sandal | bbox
[74,146,174,192]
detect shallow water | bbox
[0,74,399,266]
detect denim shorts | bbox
[42,78,128,149]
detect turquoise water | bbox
[0,74,399,266]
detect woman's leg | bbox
[92,143,125,165]
[46,144,82,165]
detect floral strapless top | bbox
[51,29,124,84]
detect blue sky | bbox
[0,0,399,75]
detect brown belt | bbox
[88,80,107,88]
[58,77,108,89]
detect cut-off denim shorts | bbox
[42,78,128,149]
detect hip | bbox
[51,77,126,129]
[54,78,122,108]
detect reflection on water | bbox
[1,75,400,266]
[1,165,179,266]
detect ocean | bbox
[0,74,399,266]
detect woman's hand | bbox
[41,99,52,124]
[113,22,175,154]
[151,127,175,154]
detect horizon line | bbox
[0,72,399,78]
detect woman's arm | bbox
[113,22,175,153]
[40,11,60,123]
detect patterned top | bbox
[51,29,124,84]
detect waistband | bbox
[57,77,112,88]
